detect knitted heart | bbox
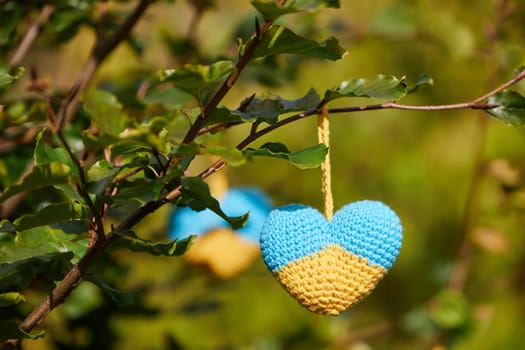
[260,200,402,315]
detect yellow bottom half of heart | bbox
[274,244,387,315]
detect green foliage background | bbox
[1,0,525,349]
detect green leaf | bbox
[407,73,434,94]
[251,26,346,61]
[324,75,408,101]
[0,162,71,202]
[485,90,525,126]
[244,142,328,169]
[159,61,234,105]
[112,230,192,257]
[0,252,74,291]
[0,67,25,88]
[81,90,131,137]
[34,130,80,179]
[0,220,17,233]
[180,177,249,229]
[430,290,471,330]
[251,0,340,20]
[86,276,144,307]
[0,320,45,340]
[13,201,92,231]
[206,89,320,126]
[205,146,246,167]
[0,292,25,307]
[110,178,165,206]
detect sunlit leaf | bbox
[13,201,92,231]
[0,67,25,88]
[485,90,525,126]
[34,130,80,179]
[0,320,45,339]
[0,292,25,307]
[251,26,346,61]
[324,75,408,101]
[251,0,340,20]
[180,177,249,229]
[81,90,131,137]
[244,142,328,169]
[112,230,192,257]
[159,61,234,105]
[0,162,71,202]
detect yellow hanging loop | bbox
[317,105,334,221]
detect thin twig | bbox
[9,4,55,67]
[57,0,155,129]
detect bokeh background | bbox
[3,0,525,349]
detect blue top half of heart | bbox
[260,200,403,272]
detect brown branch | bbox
[9,4,55,67]
[58,0,156,129]
[180,19,275,144]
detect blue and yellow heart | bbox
[260,200,403,315]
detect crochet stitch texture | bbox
[260,200,403,315]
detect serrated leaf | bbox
[244,142,328,169]
[251,0,340,20]
[112,230,192,257]
[0,66,25,87]
[180,177,249,229]
[13,201,92,231]
[324,75,408,101]
[0,162,71,202]
[81,90,131,137]
[0,320,45,339]
[0,292,25,307]
[251,26,346,61]
[159,61,234,105]
[485,90,525,126]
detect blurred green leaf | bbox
[407,73,434,94]
[13,201,92,231]
[244,142,328,169]
[112,230,192,257]
[0,220,17,233]
[81,90,131,137]
[0,67,25,88]
[0,162,71,202]
[180,177,249,229]
[485,90,525,126]
[430,290,471,330]
[251,0,340,20]
[87,275,144,307]
[324,75,408,101]
[0,320,45,340]
[251,26,346,61]
[0,292,25,307]
[159,61,234,105]
[61,281,104,319]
